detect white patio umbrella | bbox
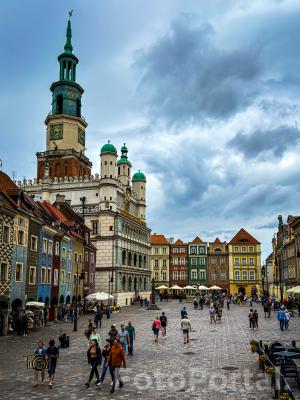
[26,301,45,308]
[198,285,209,290]
[292,287,300,294]
[170,285,183,290]
[208,285,222,290]
[183,285,196,290]
[287,286,300,293]
[85,292,114,301]
[155,285,169,290]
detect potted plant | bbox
[279,393,293,400]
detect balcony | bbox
[36,148,92,167]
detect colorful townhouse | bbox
[208,238,229,293]
[150,234,170,287]
[169,239,188,287]
[188,236,208,287]
[228,228,261,297]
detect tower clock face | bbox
[78,128,85,146]
[50,124,63,140]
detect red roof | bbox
[69,230,84,241]
[173,239,187,245]
[228,228,260,245]
[191,236,203,244]
[0,171,18,192]
[150,234,169,245]
[214,237,222,244]
[42,201,68,225]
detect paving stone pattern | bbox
[0,301,300,400]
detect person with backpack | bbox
[181,306,188,319]
[159,312,168,338]
[85,339,102,387]
[277,307,286,331]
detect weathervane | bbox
[69,9,74,20]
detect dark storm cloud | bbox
[134,15,262,124]
[228,125,300,159]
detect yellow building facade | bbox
[228,229,261,297]
[71,235,84,302]
[150,234,170,287]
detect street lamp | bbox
[261,264,265,295]
[73,261,84,332]
[108,271,114,306]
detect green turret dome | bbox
[101,141,117,155]
[132,170,146,182]
[117,143,131,166]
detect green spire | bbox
[64,10,73,54]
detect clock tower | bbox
[36,14,92,180]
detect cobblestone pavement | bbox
[0,301,300,400]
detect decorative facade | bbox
[208,238,229,292]
[188,236,208,286]
[169,239,188,287]
[20,17,151,306]
[150,234,170,287]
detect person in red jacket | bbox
[106,338,126,393]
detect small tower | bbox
[99,141,118,212]
[132,170,147,220]
[117,144,132,186]
[100,141,117,179]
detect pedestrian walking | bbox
[97,338,114,389]
[277,307,286,331]
[125,321,135,356]
[46,339,59,388]
[181,315,191,344]
[160,312,168,338]
[89,326,102,348]
[209,305,216,324]
[106,304,111,319]
[140,297,143,307]
[32,340,47,387]
[107,338,126,393]
[284,310,291,330]
[108,325,118,343]
[181,306,188,319]
[85,339,102,387]
[253,309,258,329]
[118,324,129,353]
[226,299,230,310]
[152,317,161,342]
[248,309,254,330]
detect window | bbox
[249,271,255,280]
[211,257,216,264]
[221,257,225,265]
[85,272,88,283]
[173,247,178,253]
[30,236,38,251]
[234,270,240,280]
[29,266,36,285]
[173,271,178,280]
[180,257,185,265]
[92,222,98,234]
[173,257,178,265]
[0,262,8,282]
[191,246,197,254]
[17,230,25,246]
[180,271,185,280]
[162,272,167,280]
[79,253,82,263]
[85,252,89,262]
[154,259,159,268]
[42,238,48,253]
[74,274,77,285]
[242,271,248,281]
[90,273,94,284]
[221,271,226,281]
[67,272,71,289]
[199,247,204,254]
[249,257,254,266]
[47,268,52,284]
[15,263,23,282]
[61,270,65,284]
[48,240,53,255]
[249,246,254,252]
[191,269,197,279]
[234,246,239,252]
[200,270,206,280]
[55,242,60,256]
[74,253,78,263]
[68,250,72,260]
[211,271,216,280]
[54,269,59,285]
[18,218,25,227]
[180,248,185,253]
[91,253,95,263]
[41,267,46,284]
[154,272,159,280]
[162,247,167,254]
[154,247,159,254]
[3,225,9,243]
[109,226,113,231]
[191,258,197,265]
[242,246,246,252]
[242,257,246,266]
[162,259,167,267]
[200,258,205,265]
[234,257,239,266]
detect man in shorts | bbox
[46,339,59,388]
[181,315,191,344]
[159,312,168,338]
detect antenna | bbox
[0,158,2,171]
[12,171,16,180]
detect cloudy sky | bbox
[1,0,300,260]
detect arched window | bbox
[143,256,147,268]
[133,253,137,267]
[214,248,222,252]
[128,252,132,266]
[55,163,61,177]
[122,250,126,265]
[139,255,142,268]
[64,164,68,176]
[122,276,126,291]
[56,94,63,114]
[128,276,132,291]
